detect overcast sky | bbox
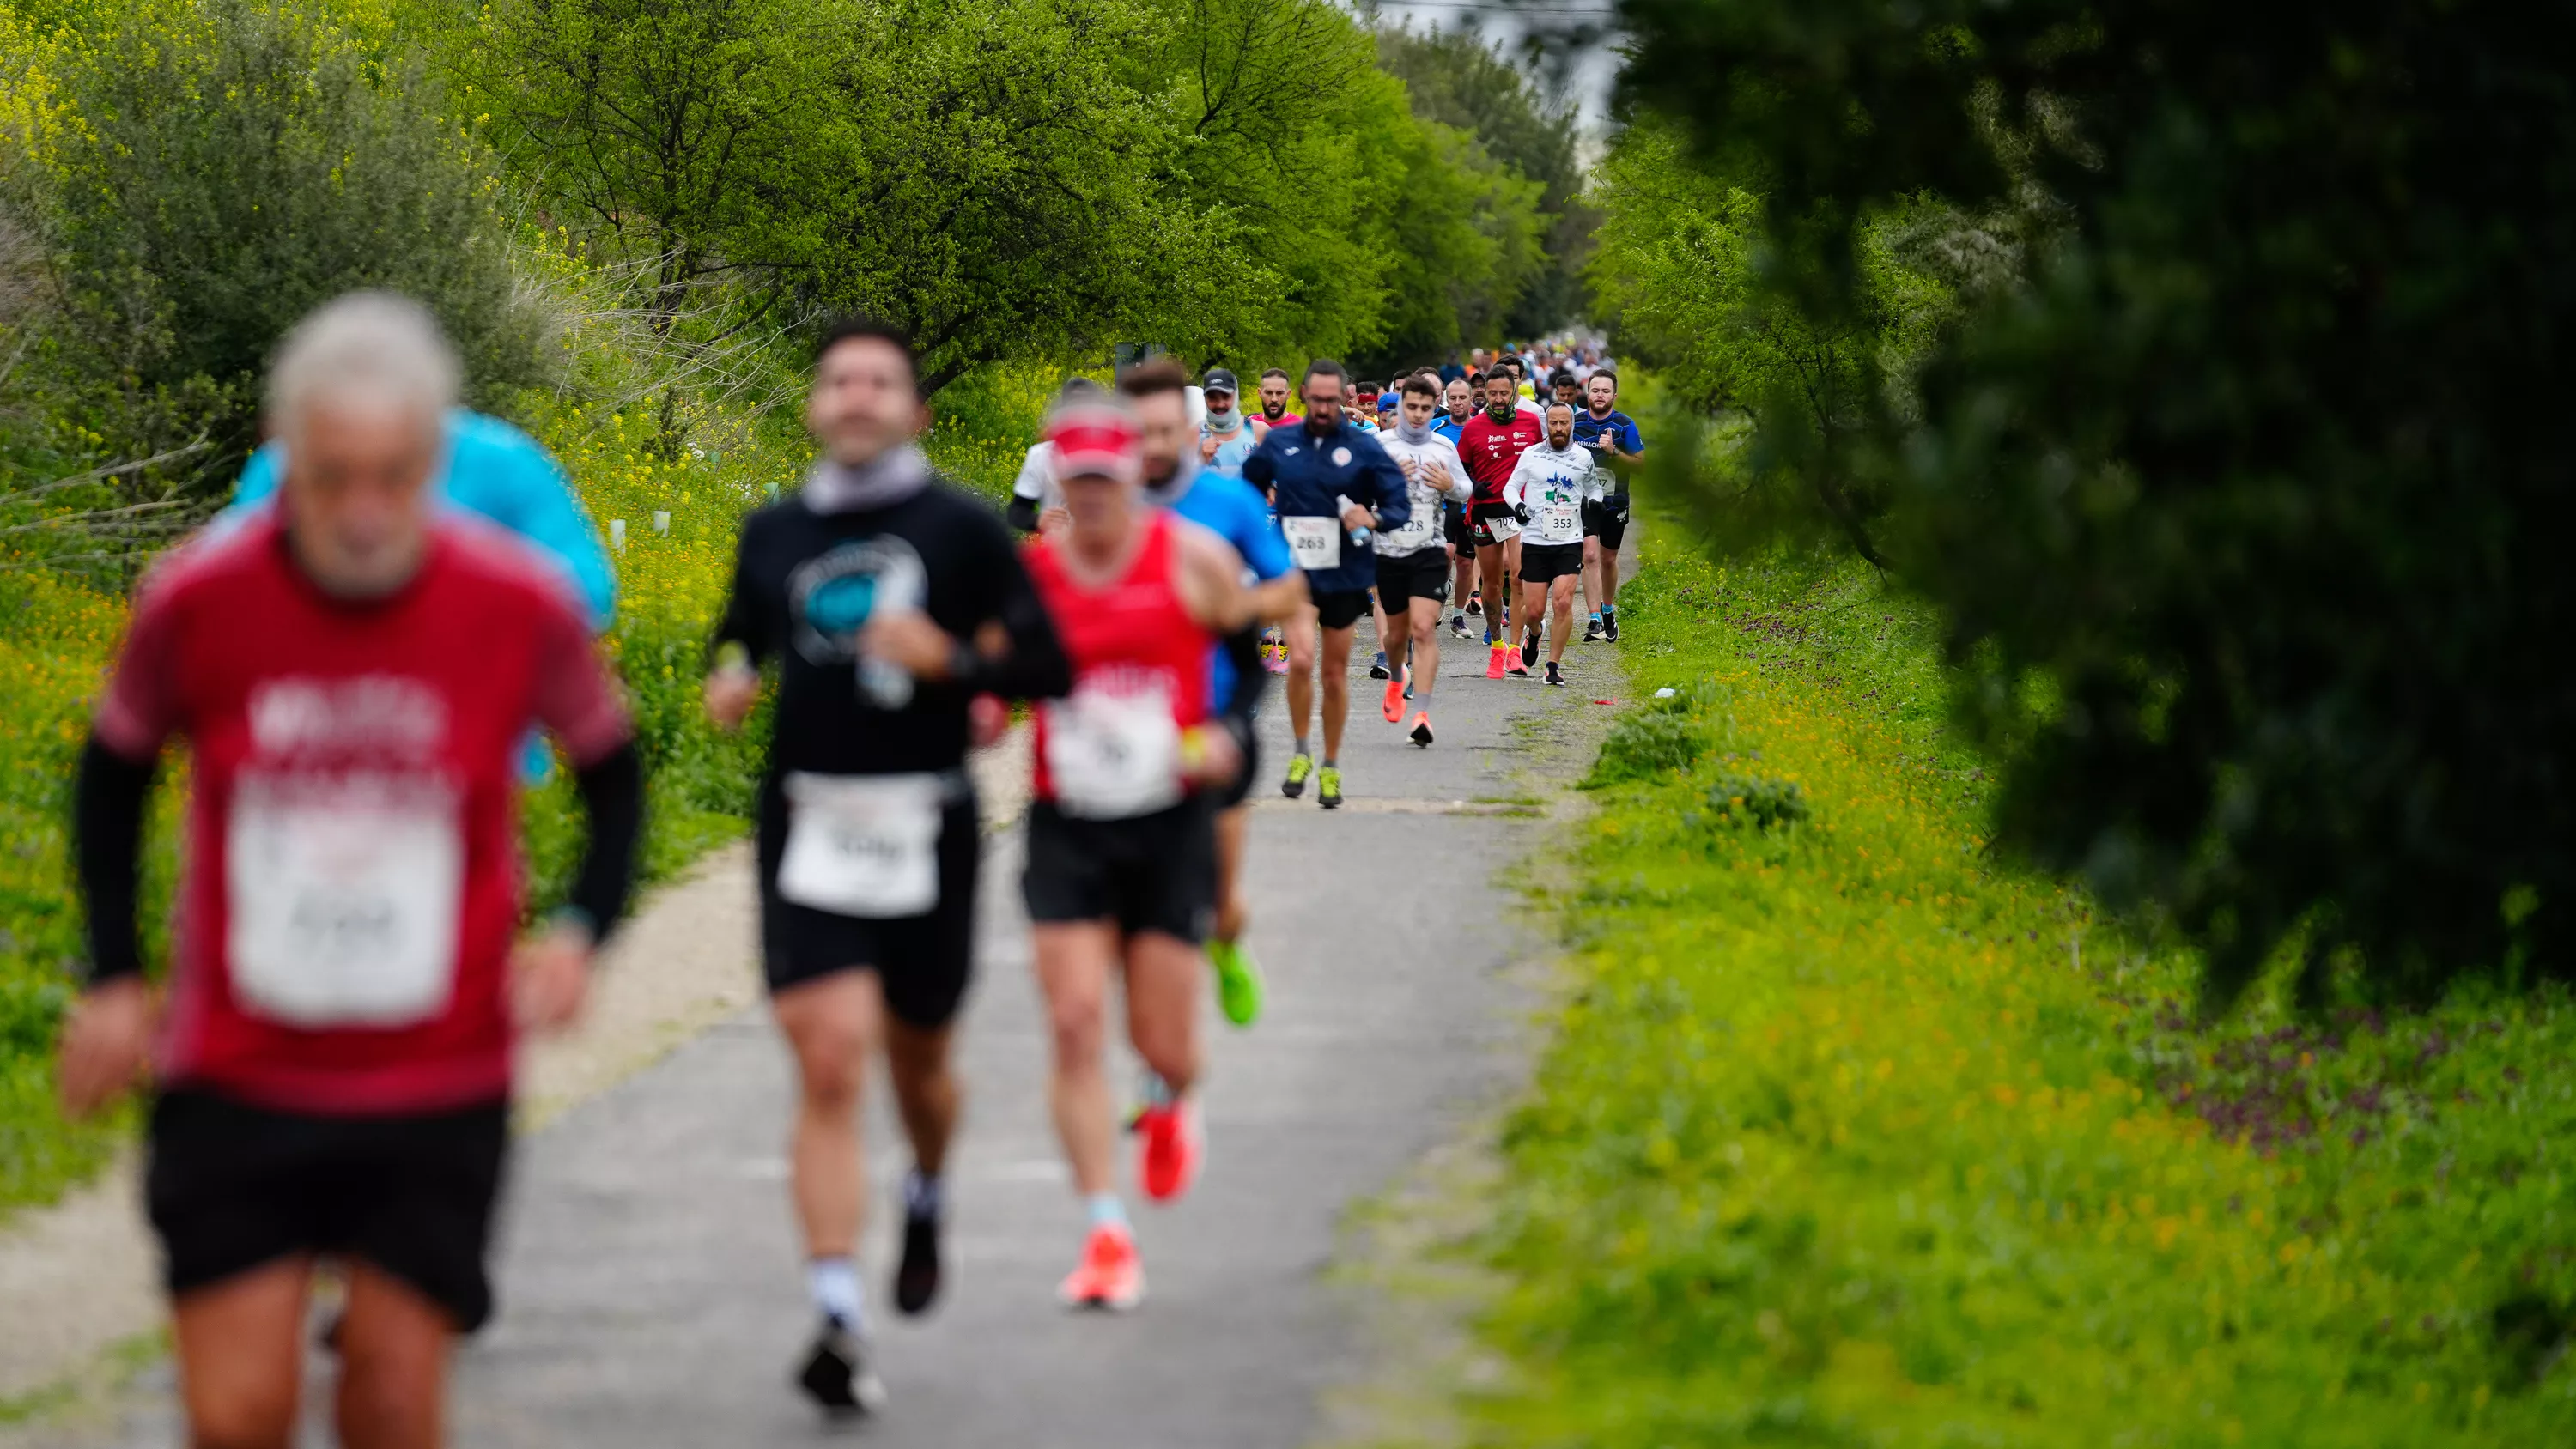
[1369,1,1625,136]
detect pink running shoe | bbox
[1057,1223,1146,1311]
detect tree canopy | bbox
[1607,0,2576,1005]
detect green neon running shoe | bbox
[1317,766,1343,809]
[1281,752,1313,799]
[1209,939,1266,1027]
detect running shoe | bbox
[895,1202,941,1316]
[1317,765,1344,810]
[1545,661,1565,688]
[1382,675,1405,723]
[797,1316,888,1416]
[1368,652,1391,680]
[1583,615,1603,642]
[1210,939,1265,1026]
[1603,613,1619,643]
[1485,645,1507,680]
[1058,1224,1146,1312]
[1467,591,1483,616]
[1409,711,1434,748]
[1282,752,1313,798]
[1139,1099,1205,1201]
[1449,614,1470,640]
[1522,628,1542,670]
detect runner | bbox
[1197,367,1266,481]
[1504,401,1603,688]
[1123,360,1304,1027]
[1005,377,1107,535]
[1440,375,1479,639]
[1019,395,1258,1311]
[1255,367,1299,429]
[59,293,644,1449]
[1549,367,1583,411]
[1240,359,1409,809]
[1574,368,1645,643]
[1460,368,1545,675]
[705,318,1072,1415]
[1373,375,1473,745]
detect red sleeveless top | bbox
[1024,512,1213,807]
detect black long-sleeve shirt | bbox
[714,481,1071,779]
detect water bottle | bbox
[1337,494,1371,553]
[859,656,915,710]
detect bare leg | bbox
[1406,596,1443,701]
[334,1261,456,1449]
[1123,932,1205,1095]
[1212,804,1251,943]
[1319,623,1357,759]
[1474,543,1508,640]
[1035,920,1121,1197]
[1451,549,1477,618]
[1548,575,1578,664]
[1581,536,1603,619]
[884,1017,960,1178]
[173,1258,311,1449]
[1519,577,1547,656]
[1600,547,1622,610]
[1283,604,1318,751]
[773,971,885,1259]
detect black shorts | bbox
[1375,548,1450,606]
[1215,724,1262,811]
[1469,503,1521,549]
[1583,496,1631,550]
[1443,501,1473,554]
[1521,540,1585,585]
[756,779,981,1028]
[1311,587,1372,631]
[148,1088,509,1331]
[1024,796,1218,943]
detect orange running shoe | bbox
[1138,1099,1204,1203]
[1382,674,1406,723]
[1485,644,1507,680]
[1409,711,1434,748]
[1057,1223,1146,1311]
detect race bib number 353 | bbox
[227,772,463,1028]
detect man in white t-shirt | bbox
[1503,402,1603,688]
[1370,375,1474,744]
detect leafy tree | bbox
[1376,22,1593,341]
[1612,0,2576,1004]
[16,0,546,480]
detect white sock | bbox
[1087,1193,1129,1230]
[807,1258,864,1329]
[905,1168,944,1218]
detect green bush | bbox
[1583,706,1710,789]
[1700,761,1807,829]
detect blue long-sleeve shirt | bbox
[1239,416,1408,597]
[233,409,617,628]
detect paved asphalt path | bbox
[64,572,1629,1449]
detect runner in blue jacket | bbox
[1239,359,1407,809]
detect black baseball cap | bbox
[1201,367,1240,396]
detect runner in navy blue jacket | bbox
[1240,359,1408,809]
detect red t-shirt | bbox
[1461,411,1546,507]
[94,512,630,1115]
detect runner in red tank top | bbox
[1020,392,1257,1312]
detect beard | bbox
[1261,400,1289,421]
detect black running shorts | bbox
[1375,548,1451,606]
[148,1088,509,1331]
[1583,496,1631,551]
[1024,795,1218,944]
[1469,503,1521,549]
[1311,587,1372,632]
[1216,724,1262,811]
[1520,540,1585,585]
[756,778,981,1028]
[1443,500,1473,554]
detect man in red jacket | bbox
[1458,370,1546,674]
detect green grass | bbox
[1464,524,2576,1445]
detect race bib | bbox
[1045,684,1182,820]
[1281,515,1341,570]
[1543,497,1583,533]
[777,772,945,918]
[227,772,462,1028]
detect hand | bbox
[1038,506,1072,536]
[969,693,1010,748]
[860,609,957,680]
[1182,724,1244,789]
[1340,504,1375,532]
[1200,434,1220,462]
[58,977,155,1119]
[511,923,593,1035]
[704,667,759,731]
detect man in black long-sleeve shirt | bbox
[702,318,1070,1416]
